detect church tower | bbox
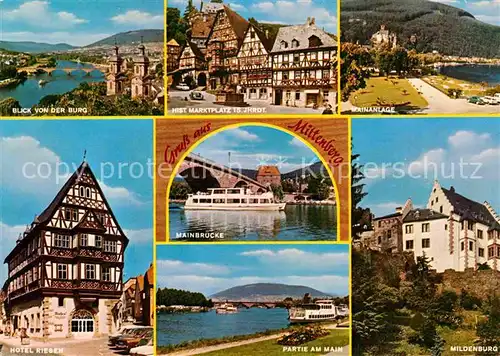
[106,41,127,96]
[131,39,153,99]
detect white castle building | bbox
[402,181,500,272]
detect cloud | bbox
[157,274,348,297]
[123,228,153,244]
[289,137,307,148]
[471,0,500,7]
[448,131,491,150]
[239,248,349,270]
[0,135,146,206]
[407,148,447,175]
[252,0,337,32]
[229,3,247,11]
[474,15,500,25]
[4,1,87,29]
[111,10,164,28]
[2,31,112,47]
[157,260,231,276]
[228,128,261,142]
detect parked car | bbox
[116,329,153,353]
[108,326,148,347]
[130,340,153,356]
[482,96,499,105]
[176,83,190,91]
[468,96,484,105]
[190,90,204,100]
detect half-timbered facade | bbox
[3,161,128,340]
[206,6,249,89]
[178,41,208,87]
[167,39,181,73]
[237,24,273,101]
[270,17,338,108]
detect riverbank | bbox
[158,324,348,356]
[423,74,493,97]
[0,78,20,89]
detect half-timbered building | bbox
[270,17,338,108]
[237,24,273,101]
[188,13,217,53]
[3,161,128,340]
[206,5,249,89]
[167,39,181,73]
[178,41,208,87]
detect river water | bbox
[0,60,105,108]
[157,308,289,347]
[440,64,500,86]
[169,205,337,241]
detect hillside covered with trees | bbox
[341,0,500,58]
[157,288,214,307]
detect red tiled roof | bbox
[257,166,281,176]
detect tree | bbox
[270,184,284,201]
[0,97,21,116]
[167,7,188,46]
[352,148,369,237]
[183,0,196,22]
[475,295,500,355]
[340,43,371,102]
[170,181,192,200]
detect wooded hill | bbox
[341,0,500,58]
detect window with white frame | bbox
[85,264,96,280]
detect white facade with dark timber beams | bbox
[237,24,273,101]
[270,17,337,108]
[402,181,500,272]
[4,161,127,340]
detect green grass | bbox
[350,76,428,109]
[422,75,486,97]
[202,329,349,356]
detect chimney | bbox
[265,29,269,38]
[306,17,311,26]
[310,17,316,25]
[395,207,402,214]
[450,186,455,193]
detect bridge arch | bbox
[177,165,221,193]
[166,122,342,237]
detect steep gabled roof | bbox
[373,212,402,221]
[183,41,205,61]
[403,209,448,223]
[223,6,249,43]
[271,22,337,53]
[167,39,180,46]
[207,6,249,47]
[136,275,145,292]
[442,186,496,226]
[5,161,129,263]
[191,14,216,39]
[241,23,274,53]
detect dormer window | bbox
[250,30,256,39]
[280,40,288,49]
[292,39,300,48]
[308,35,322,48]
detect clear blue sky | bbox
[156,244,349,297]
[0,119,153,283]
[429,0,500,26]
[1,0,164,46]
[353,118,500,217]
[169,0,338,33]
[191,126,322,174]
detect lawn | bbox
[203,329,350,356]
[350,76,428,109]
[422,75,486,97]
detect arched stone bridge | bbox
[18,66,108,76]
[178,153,268,193]
[213,301,277,309]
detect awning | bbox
[305,89,320,94]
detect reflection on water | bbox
[440,65,500,86]
[170,205,337,241]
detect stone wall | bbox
[438,269,500,299]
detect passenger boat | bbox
[184,188,286,211]
[216,303,238,314]
[288,300,340,323]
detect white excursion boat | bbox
[184,188,286,211]
[215,303,238,314]
[288,300,340,323]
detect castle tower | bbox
[106,42,127,96]
[131,39,153,99]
